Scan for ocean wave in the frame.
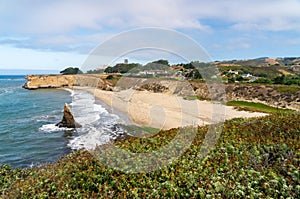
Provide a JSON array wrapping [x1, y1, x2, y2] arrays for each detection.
[[0, 78, 25, 81], [62, 88, 75, 97], [64, 90, 126, 150], [34, 89, 126, 151], [39, 124, 74, 132], [34, 114, 59, 122], [68, 127, 112, 150], [71, 91, 108, 125], [0, 87, 17, 95]]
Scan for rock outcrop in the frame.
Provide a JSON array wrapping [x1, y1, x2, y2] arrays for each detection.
[[22, 74, 112, 90], [56, 104, 81, 128], [191, 82, 300, 110], [23, 75, 76, 89], [23, 75, 300, 110]]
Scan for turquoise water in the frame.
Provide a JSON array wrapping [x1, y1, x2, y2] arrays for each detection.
[[0, 75, 73, 168], [0, 75, 126, 168]]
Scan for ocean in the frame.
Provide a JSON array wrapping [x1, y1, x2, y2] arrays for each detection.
[[0, 75, 126, 168]]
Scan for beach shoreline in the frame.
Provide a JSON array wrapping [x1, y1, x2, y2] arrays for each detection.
[[73, 86, 268, 130]]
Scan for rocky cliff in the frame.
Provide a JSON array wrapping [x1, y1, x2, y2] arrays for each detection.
[[23, 74, 113, 91], [23, 75, 300, 110], [23, 74, 76, 89], [56, 103, 81, 128], [191, 82, 300, 110]]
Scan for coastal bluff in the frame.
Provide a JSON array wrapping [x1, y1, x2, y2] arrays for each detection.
[[23, 74, 300, 110], [23, 74, 113, 90]]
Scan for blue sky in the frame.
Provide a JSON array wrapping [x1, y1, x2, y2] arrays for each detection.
[[0, 0, 300, 73]]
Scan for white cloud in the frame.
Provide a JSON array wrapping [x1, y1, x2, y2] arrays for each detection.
[[0, 0, 211, 34], [1, 0, 300, 34], [1, 0, 300, 70]]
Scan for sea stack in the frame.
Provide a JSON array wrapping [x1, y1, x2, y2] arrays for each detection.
[[56, 103, 82, 128]]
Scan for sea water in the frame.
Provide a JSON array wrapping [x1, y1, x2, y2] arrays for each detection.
[[0, 75, 126, 168]]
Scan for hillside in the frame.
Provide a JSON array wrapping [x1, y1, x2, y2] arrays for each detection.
[[216, 57, 300, 68], [216, 57, 300, 78], [1, 113, 299, 198]]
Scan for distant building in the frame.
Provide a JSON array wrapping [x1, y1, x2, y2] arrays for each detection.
[[138, 70, 169, 76], [124, 59, 128, 64], [241, 73, 252, 78], [228, 69, 239, 75]]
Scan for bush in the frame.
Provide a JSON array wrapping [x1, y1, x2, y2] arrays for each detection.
[[106, 75, 114, 80], [253, 78, 272, 84], [1, 113, 299, 198], [60, 67, 83, 75]]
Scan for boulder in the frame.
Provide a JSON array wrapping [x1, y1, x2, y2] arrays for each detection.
[[56, 103, 82, 128]]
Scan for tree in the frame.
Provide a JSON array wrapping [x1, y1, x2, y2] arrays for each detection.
[[228, 77, 235, 83], [253, 78, 272, 84], [60, 67, 83, 75], [185, 69, 202, 79], [152, 59, 169, 66], [236, 75, 245, 82], [86, 68, 105, 74], [273, 75, 285, 84], [104, 63, 140, 74]]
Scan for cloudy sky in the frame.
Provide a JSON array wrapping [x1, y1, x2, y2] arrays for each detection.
[[0, 0, 300, 73]]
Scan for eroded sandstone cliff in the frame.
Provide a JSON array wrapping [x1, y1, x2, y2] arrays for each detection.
[[23, 74, 113, 91], [23, 75, 300, 110]]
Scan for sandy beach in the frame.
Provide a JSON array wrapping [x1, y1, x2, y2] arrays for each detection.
[[75, 87, 267, 130]]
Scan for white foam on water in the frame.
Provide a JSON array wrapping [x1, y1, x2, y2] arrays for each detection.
[[0, 87, 16, 96], [35, 114, 59, 122], [65, 90, 126, 150], [68, 127, 111, 150], [62, 88, 75, 97], [71, 91, 109, 125], [39, 124, 73, 132]]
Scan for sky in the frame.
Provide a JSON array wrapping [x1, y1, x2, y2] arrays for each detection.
[[0, 0, 300, 73]]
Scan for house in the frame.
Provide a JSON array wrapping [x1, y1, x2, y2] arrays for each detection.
[[138, 70, 170, 77], [228, 69, 239, 75], [241, 73, 252, 78]]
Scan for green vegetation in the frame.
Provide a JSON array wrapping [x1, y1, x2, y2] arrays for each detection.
[[121, 125, 160, 137], [104, 74, 121, 87], [151, 59, 169, 66], [86, 68, 105, 74], [60, 67, 83, 75], [253, 78, 272, 84], [79, 57, 300, 85], [1, 113, 299, 198], [183, 95, 203, 100], [219, 65, 284, 79], [104, 63, 141, 74], [275, 86, 300, 93], [226, 101, 294, 113]]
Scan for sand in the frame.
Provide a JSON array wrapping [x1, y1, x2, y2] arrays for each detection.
[[76, 87, 267, 130]]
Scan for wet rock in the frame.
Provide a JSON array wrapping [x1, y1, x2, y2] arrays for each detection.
[[56, 103, 82, 128]]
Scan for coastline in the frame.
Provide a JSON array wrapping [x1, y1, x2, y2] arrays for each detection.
[[75, 86, 267, 130], [23, 74, 300, 110], [22, 74, 278, 130]]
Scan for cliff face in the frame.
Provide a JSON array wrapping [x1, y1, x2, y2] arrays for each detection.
[[23, 74, 113, 91], [23, 75, 76, 89], [191, 82, 300, 110], [23, 75, 300, 110]]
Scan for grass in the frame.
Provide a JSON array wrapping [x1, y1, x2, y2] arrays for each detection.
[[226, 100, 294, 114], [1, 113, 299, 198], [275, 86, 300, 94], [183, 95, 203, 100], [120, 124, 160, 137]]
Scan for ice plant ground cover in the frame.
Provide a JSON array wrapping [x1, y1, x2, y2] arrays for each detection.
[[1, 113, 299, 198]]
